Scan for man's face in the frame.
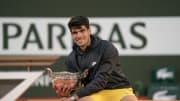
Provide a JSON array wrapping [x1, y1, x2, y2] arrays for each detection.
[[70, 25, 91, 48]]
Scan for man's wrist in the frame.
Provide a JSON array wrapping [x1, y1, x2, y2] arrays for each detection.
[[69, 94, 79, 101]]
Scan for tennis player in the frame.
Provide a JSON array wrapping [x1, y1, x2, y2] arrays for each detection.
[[53, 16, 138, 101]]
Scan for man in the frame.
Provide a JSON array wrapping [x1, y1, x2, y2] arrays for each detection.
[[53, 16, 138, 101]]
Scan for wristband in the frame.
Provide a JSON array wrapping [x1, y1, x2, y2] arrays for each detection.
[[70, 95, 76, 101]]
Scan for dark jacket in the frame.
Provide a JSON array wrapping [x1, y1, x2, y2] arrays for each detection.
[[65, 35, 131, 97]]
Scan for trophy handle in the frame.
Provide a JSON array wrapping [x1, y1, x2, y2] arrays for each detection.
[[46, 68, 53, 78]]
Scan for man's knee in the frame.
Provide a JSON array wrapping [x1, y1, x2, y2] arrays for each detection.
[[78, 96, 95, 101], [121, 95, 138, 101]]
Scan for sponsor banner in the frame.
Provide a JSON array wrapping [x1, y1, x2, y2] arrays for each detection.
[[0, 17, 180, 56]]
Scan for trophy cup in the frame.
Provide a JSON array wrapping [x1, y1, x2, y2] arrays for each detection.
[[46, 68, 80, 97]]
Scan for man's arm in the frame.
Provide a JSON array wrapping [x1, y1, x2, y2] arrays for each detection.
[[76, 42, 119, 97]]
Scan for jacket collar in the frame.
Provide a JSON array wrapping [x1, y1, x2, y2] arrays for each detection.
[[73, 35, 100, 55]]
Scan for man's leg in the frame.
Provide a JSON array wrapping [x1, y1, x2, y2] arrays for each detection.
[[121, 95, 138, 101], [78, 96, 95, 101]]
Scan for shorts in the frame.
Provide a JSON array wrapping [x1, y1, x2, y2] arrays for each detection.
[[90, 88, 136, 101]]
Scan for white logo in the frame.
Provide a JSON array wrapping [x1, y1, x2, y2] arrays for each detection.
[[153, 90, 176, 100], [156, 68, 174, 80], [91, 61, 97, 66]]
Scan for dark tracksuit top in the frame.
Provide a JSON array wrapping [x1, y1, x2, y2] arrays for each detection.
[[65, 35, 131, 98]]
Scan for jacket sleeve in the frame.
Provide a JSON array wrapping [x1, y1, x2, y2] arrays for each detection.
[[76, 43, 119, 97], [65, 53, 79, 72]]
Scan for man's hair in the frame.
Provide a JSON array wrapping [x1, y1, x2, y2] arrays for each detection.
[[68, 16, 90, 30]]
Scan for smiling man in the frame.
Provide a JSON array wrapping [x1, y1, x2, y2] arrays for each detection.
[[53, 16, 138, 101]]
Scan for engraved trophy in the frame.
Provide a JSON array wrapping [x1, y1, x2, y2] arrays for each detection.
[[46, 68, 80, 97]]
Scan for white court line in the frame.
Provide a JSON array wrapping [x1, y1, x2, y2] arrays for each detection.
[[0, 71, 44, 101]]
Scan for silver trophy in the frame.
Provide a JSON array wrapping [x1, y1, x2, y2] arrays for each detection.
[[46, 68, 82, 97]]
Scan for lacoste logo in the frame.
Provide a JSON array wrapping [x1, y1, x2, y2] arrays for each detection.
[[153, 90, 176, 100], [156, 68, 174, 80], [91, 61, 97, 66]]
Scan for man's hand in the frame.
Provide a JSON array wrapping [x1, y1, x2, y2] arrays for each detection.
[[52, 78, 73, 97]]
